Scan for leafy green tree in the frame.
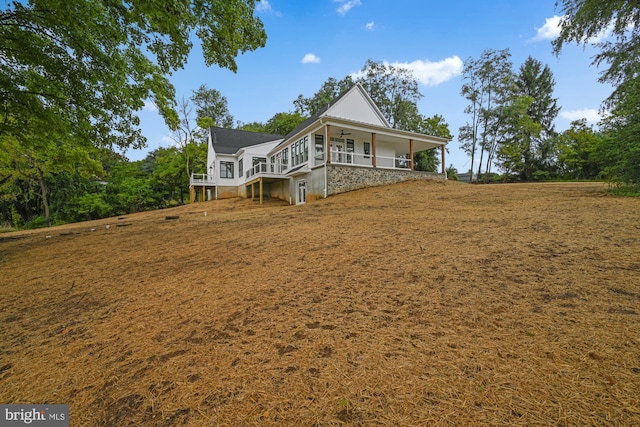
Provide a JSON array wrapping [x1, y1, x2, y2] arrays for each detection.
[[495, 95, 542, 179], [555, 119, 604, 180], [1, 0, 266, 227], [192, 85, 235, 129], [294, 76, 355, 116], [357, 59, 423, 129], [446, 165, 459, 180], [553, 0, 640, 186], [459, 49, 513, 181], [0, 129, 102, 227], [264, 112, 306, 135], [105, 161, 154, 214], [512, 57, 560, 180], [407, 113, 452, 172], [1, 0, 266, 149], [237, 121, 268, 133], [146, 147, 187, 205]]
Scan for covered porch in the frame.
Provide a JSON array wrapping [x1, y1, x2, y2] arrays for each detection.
[[314, 119, 448, 174]]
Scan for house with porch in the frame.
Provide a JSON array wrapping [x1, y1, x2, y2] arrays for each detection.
[[190, 83, 450, 204]]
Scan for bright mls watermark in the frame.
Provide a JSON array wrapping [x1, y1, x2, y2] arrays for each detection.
[[1, 405, 68, 426]]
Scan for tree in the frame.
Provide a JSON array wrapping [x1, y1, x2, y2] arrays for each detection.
[[168, 98, 199, 182], [459, 49, 513, 181], [237, 121, 268, 133], [294, 76, 355, 116], [147, 147, 188, 205], [357, 59, 423, 129], [1, 0, 266, 226], [407, 113, 452, 172], [192, 85, 234, 129], [555, 119, 605, 180], [495, 95, 542, 179], [0, 122, 102, 227], [1, 0, 265, 149], [264, 112, 306, 135], [512, 57, 560, 180], [553, 0, 640, 185]]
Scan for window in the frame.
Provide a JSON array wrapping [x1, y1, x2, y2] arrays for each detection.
[[220, 161, 234, 179], [364, 142, 371, 159], [291, 136, 309, 167], [315, 134, 324, 161], [347, 139, 354, 163], [239, 158, 243, 177], [270, 155, 275, 173], [282, 148, 289, 169]]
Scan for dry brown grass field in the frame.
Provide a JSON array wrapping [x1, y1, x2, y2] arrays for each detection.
[[1, 181, 639, 426]]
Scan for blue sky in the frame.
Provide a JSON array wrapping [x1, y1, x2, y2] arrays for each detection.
[[130, 0, 613, 173]]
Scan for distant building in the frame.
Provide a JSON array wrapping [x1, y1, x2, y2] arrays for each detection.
[[457, 172, 477, 183]]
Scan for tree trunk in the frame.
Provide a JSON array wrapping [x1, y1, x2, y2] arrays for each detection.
[[37, 171, 51, 227]]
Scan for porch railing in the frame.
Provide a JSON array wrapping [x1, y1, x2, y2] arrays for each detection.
[[246, 162, 287, 179], [190, 173, 216, 185], [324, 150, 411, 170]]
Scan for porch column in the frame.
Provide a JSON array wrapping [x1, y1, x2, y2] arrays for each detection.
[[259, 177, 263, 205], [371, 132, 377, 168], [190, 186, 195, 204], [251, 182, 255, 201], [201, 186, 205, 201], [326, 124, 331, 164], [409, 139, 414, 171], [441, 146, 446, 174]]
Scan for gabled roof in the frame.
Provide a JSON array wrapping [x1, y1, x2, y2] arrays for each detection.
[[277, 83, 390, 149], [210, 127, 283, 155]]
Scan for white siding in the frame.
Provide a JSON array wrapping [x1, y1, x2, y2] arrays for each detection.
[[326, 88, 387, 127]]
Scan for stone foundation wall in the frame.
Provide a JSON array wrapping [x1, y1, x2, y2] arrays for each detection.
[[327, 165, 445, 196]]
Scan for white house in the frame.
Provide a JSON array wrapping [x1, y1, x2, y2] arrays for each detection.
[[190, 84, 450, 204]]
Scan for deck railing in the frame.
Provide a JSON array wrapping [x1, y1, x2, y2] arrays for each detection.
[[190, 173, 216, 185], [246, 162, 287, 179]]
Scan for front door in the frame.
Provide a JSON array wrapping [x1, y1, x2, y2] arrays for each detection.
[[297, 180, 307, 205]]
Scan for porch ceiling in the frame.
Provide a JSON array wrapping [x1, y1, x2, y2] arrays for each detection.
[[316, 119, 449, 151], [326, 125, 442, 152]]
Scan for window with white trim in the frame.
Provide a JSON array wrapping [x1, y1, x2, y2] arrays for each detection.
[[291, 136, 309, 167], [315, 134, 324, 161]]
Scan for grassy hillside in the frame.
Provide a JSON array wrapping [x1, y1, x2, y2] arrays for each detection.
[[1, 181, 639, 425]]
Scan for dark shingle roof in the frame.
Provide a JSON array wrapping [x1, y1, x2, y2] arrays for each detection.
[[210, 127, 283, 154]]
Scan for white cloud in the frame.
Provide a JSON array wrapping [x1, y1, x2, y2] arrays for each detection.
[[533, 15, 563, 41], [365, 21, 375, 31], [395, 57, 463, 86], [301, 53, 320, 64], [256, 0, 273, 13], [588, 22, 615, 44], [560, 108, 604, 123], [351, 57, 463, 87], [533, 15, 614, 43], [143, 100, 158, 112], [334, 0, 361, 16]]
